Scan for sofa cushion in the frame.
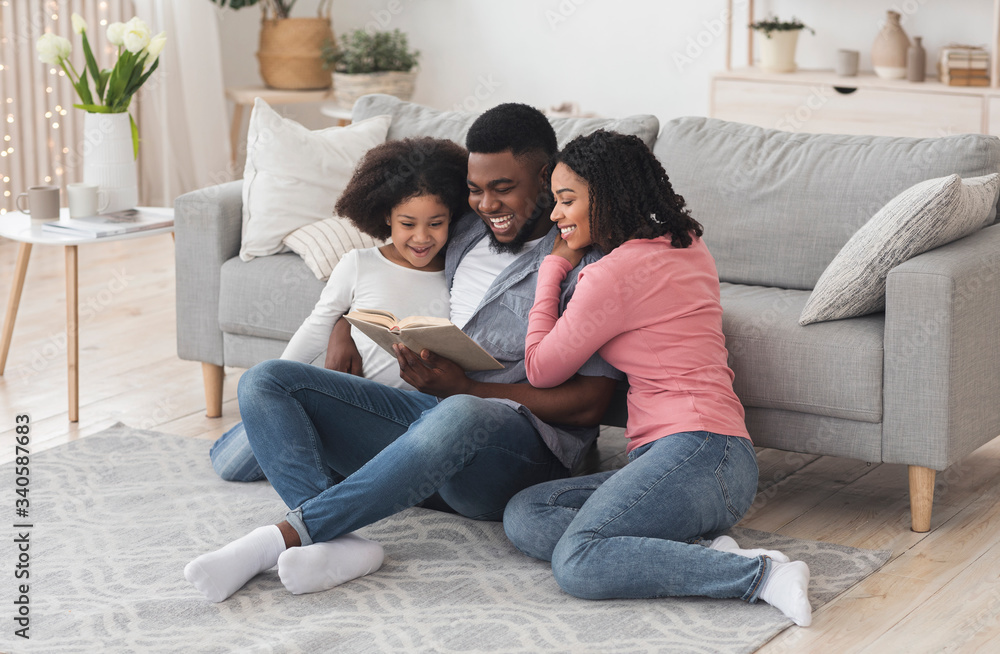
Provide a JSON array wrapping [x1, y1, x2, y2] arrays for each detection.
[[720, 283, 884, 423], [219, 254, 326, 341], [239, 99, 391, 262], [800, 173, 1000, 325], [656, 117, 1000, 290], [283, 216, 385, 281], [351, 94, 660, 149]]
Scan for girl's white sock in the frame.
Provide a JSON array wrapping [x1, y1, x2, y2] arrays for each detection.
[[185, 525, 285, 603], [278, 533, 385, 595], [758, 559, 812, 627], [709, 535, 790, 562]]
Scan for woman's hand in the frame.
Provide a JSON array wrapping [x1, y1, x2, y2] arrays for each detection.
[[324, 318, 364, 375], [394, 344, 473, 398], [550, 234, 588, 268]]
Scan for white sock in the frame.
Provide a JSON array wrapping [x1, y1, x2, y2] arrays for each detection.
[[278, 533, 385, 595], [185, 525, 286, 603], [758, 559, 812, 627], [709, 535, 790, 562]]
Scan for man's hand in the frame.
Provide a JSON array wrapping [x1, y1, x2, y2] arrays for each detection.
[[395, 344, 472, 397], [325, 317, 363, 375], [550, 234, 588, 268]]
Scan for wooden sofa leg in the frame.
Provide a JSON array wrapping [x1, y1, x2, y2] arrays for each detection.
[[908, 465, 936, 533], [202, 362, 224, 418]]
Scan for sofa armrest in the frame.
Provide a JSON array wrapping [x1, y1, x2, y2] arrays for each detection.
[[883, 222, 1000, 469], [174, 181, 244, 366]]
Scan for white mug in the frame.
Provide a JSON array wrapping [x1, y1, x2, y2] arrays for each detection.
[[67, 183, 110, 219]]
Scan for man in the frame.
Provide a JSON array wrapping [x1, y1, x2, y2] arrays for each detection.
[[187, 103, 620, 603]]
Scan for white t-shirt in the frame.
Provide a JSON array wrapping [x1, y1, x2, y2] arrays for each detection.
[[450, 235, 543, 329], [281, 246, 450, 389]]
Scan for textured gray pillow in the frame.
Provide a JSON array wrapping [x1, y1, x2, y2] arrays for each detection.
[[799, 173, 1000, 325], [350, 94, 660, 149]]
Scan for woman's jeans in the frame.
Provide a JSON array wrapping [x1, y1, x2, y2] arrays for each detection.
[[238, 359, 569, 545], [504, 431, 768, 602]]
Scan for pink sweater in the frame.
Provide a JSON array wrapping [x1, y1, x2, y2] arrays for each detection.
[[525, 236, 750, 452]]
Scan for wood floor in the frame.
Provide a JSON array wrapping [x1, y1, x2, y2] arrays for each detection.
[[1, 233, 999, 652]]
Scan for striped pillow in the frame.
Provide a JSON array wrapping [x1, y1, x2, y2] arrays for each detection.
[[799, 173, 1000, 325], [282, 216, 385, 280]]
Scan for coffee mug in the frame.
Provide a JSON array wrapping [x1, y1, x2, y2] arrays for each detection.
[[15, 185, 60, 221], [67, 183, 110, 219], [836, 49, 860, 77]]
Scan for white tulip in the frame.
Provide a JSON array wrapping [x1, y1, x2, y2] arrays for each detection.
[[71, 12, 87, 35], [106, 22, 126, 46], [144, 31, 167, 63], [122, 16, 151, 54], [35, 33, 71, 65]]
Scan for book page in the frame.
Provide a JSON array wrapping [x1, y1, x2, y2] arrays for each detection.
[[347, 309, 399, 329], [396, 315, 452, 330]]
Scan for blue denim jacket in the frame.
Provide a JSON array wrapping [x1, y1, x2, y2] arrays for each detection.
[[445, 212, 623, 470]]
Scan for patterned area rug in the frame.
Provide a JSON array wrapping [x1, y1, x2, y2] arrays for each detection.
[[0, 424, 890, 653]]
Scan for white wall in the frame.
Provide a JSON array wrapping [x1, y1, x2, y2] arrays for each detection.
[[216, 0, 994, 129]]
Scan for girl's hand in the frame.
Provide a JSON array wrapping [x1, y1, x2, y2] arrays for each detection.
[[394, 344, 472, 397], [550, 234, 588, 268], [325, 318, 364, 376]]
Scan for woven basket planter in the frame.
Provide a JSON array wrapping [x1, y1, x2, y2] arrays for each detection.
[[257, 17, 333, 90], [332, 70, 417, 110]]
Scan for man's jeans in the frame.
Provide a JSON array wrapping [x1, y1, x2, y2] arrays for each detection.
[[239, 359, 570, 545], [503, 432, 767, 601]]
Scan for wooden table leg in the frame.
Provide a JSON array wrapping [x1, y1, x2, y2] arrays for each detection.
[[230, 103, 244, 167], [66, 245, 79, 422], [0, 242, 32, 375]]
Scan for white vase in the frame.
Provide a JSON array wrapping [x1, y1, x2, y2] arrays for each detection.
[[82, 112, 138, 213], [758, 30, 801, 73]]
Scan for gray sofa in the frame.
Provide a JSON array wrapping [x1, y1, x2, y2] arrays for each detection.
[[175, 95, 1000, 533]]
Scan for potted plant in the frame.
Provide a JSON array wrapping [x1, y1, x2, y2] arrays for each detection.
[[750, 15, 814, 73], [35, 14, 165, 212], [209, 0, 334, 90], [322, 29, 420, 110]]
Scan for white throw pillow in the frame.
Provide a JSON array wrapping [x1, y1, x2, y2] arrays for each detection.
[[799, 173, 1000, 325], [239, 98, 391, 261], [283, 216, 385, 281]]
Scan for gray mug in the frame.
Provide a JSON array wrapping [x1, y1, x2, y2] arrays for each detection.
[[15, 185, 60, 220]]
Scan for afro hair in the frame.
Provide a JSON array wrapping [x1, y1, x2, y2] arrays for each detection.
[[335, 137, 470, 241]]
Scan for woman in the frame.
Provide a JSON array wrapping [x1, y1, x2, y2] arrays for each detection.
[[504, 130, 812, 626]]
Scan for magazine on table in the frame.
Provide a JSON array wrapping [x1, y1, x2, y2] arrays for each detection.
[[42, 209, 173, 238]]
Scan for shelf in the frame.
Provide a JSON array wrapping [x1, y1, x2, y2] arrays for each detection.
[[714, 68, 999, 97]]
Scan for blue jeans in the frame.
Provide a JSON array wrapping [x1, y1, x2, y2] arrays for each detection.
[[209, 422, 265, 482], [503, 432, 767, 601], [238, 359, 570, 545]]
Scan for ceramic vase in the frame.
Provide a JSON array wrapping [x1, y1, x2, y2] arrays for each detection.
[[81, 112, 138, 213], [758, 29, 801, 73], [907, 36, 926, 82], [872, 10, 911, 79]]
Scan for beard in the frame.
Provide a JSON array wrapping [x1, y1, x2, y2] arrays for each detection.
[[487, 195, 553, 255]]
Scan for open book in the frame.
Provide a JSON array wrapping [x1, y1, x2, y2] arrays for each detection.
[[345, 309, 504, 372]]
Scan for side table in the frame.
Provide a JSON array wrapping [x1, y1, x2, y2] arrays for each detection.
[[0, 207, 174, 422]]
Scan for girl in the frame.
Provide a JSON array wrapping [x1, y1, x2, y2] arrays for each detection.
[[189, 137, 469, 600], [504, 130, 813, 627], [209, 136, 469, 483]]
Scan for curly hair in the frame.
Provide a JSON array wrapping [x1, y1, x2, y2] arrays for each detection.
[[552, 130, 703, 251], [335, 137, 470, 241], [466, 103, 557, 161]]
